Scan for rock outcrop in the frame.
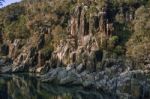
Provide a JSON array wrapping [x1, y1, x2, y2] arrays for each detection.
[[0, 0, 150, 98], [40, 67, 150, 98], [0, 0, 116, 74], [51, 3, 112, 72]]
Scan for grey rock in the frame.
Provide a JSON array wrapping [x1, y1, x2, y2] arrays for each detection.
[[36, 66, 47, 73], [41, 67, 63, 82], [60, 71, 78, 85], [0, 59, 5, 66], [66, 64, 75, 71], [12, 65, 25, 72], [76, 63, 85, 73], [0, 66, 12, 73], [57, 68, 68, 80]]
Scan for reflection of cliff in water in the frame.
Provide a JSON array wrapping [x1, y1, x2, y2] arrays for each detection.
[[0, 74, 113, 99]]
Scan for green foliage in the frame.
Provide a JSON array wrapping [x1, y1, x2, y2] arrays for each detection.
[[51, 25, 67, 48], [126, 5, 150, 67], [115, 13, 125, 24], [114, 23, 132, 46], [0, 0, 150, 68], [113, 45, 125, 55], [41, 45, 53, 60], [111, 0, 148, 6], [0, 3, 30, 40], [4, 15, 30, 40], [108, 36, 119, 49]]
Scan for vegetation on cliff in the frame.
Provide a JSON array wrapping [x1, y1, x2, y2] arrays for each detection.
[[0, 0, 150, 98], [0, 0, 149, 71]]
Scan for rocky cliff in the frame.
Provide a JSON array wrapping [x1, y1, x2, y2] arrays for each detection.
[[0, 0, 115, 73], [0, 0, 150, 98]]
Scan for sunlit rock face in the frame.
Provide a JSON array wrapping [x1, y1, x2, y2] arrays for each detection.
[[0, 0, 149, 73], [0, 33, 49, 73], [52, 2, 112, 71], [0, 0, 126, 73]]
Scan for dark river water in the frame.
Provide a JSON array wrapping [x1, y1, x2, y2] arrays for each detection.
[[0, 74, 114, 99]]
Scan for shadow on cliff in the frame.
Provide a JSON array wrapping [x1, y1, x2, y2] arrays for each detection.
[[114, 22, 132, 46]]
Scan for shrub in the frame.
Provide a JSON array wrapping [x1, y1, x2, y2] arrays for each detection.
[[108, 36, 119, 49]]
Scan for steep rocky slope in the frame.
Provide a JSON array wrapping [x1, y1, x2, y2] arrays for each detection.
[[0, 0, 150, 98], [0, 0, 149, 72]]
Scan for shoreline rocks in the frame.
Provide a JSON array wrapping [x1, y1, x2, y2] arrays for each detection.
[[40, 67, 150, 99], [0, 57, 150, 98]]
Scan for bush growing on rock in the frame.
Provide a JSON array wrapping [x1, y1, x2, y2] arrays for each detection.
[[0, 0, 149, 77]]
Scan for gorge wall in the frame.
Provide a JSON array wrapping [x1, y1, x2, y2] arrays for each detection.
[[0, 0, 150, 98], [0, 0, 149, 74]]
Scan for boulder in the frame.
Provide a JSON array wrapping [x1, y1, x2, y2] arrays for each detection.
[[82, 73, 96, 87], [0, 66, 12, 73], [29, 67, 36, 73], [12, 65, 25, 72], [66, 63, 75, 71], [60, 70, 81, 85], [36, 67, 45, 73], [41, 67, 63, 82], [76, 63, 85, 73], [57, 68, 68, 79], [60, 71, 79, 85]]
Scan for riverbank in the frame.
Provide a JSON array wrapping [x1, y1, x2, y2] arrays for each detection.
[[0, 73, 114, 99], [40, 67, 150, 99], [1, 60, 150, 99]]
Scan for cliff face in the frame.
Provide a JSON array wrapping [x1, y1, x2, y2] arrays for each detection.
[[53, 3, 114, 72], [0, 0, 150, 98], [0, 0, 149, 73]]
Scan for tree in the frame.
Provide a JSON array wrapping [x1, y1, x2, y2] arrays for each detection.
[[126, 6, 150, 68]]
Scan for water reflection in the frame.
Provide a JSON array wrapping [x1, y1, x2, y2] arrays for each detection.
[[0, 74, 113, 99]]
